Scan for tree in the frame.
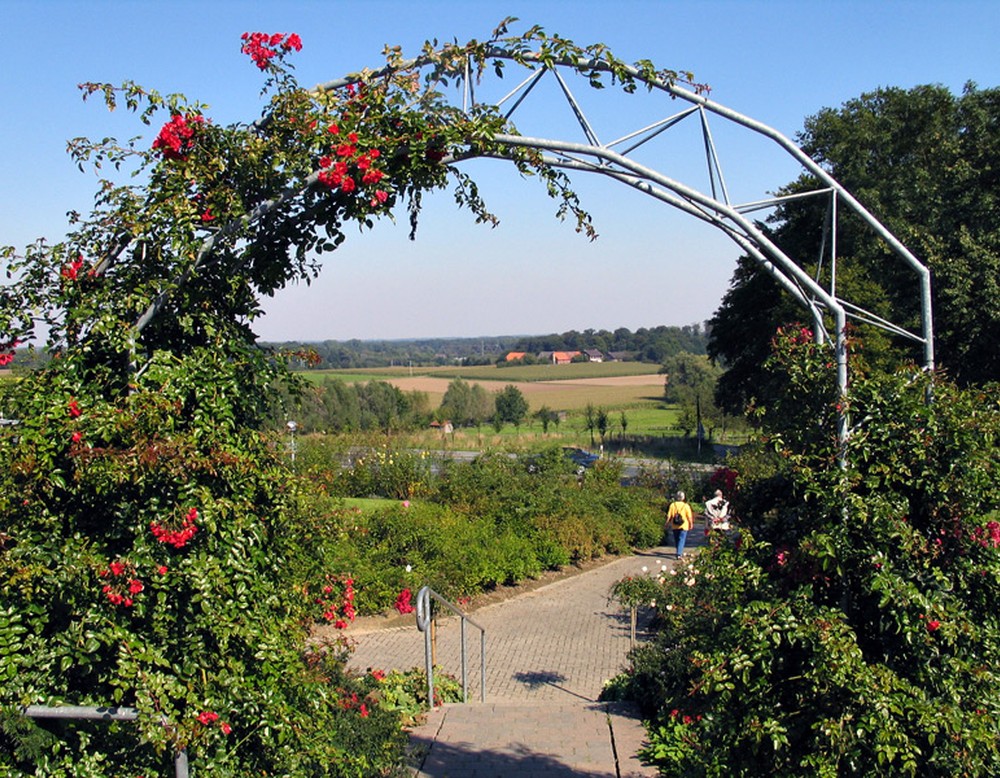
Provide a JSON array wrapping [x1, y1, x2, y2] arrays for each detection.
[[535, 404, 559, 434], [583, 401, 597, 446], [495, 384, 529, 429], [596, 407, 610, 444], [661, 351, 729, 437], [469, 383, 495, 432], [357, 380, 410, 432], [320, 379, 362, 431], [660, 351, 720, 406], [440, 377, 473, 426], [709, 83, 1000, 416]]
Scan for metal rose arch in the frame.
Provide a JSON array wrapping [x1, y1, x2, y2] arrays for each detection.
[[0, 24, 940, 776], [3, 23, 933, 448], [307, 42, 934, 452]]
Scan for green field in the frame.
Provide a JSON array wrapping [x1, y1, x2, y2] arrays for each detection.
[[298, 360, 660, 383]]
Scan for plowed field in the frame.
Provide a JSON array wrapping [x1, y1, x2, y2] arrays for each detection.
[[386, 373, 664, 410]]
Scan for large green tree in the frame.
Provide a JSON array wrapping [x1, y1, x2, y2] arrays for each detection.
[[439, 378, 495, 429], [494, 384, 529, 429], [709, 83, 1000, 415], [661, 351, 721, 406], [661, 351, 739, 438]]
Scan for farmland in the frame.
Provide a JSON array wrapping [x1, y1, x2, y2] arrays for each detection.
[[299, 361, 666, 411], [290, 361, 744, 454]]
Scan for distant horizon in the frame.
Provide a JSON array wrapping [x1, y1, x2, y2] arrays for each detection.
[[256, 320, 710, 345]]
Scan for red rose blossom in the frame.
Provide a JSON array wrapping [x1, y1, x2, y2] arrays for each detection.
[[150, 507, 199, 548], [152, 114, 204, 161], [394, 588, 415, 615], [240, 32, 302, 70], [61, 256, 84, 281]]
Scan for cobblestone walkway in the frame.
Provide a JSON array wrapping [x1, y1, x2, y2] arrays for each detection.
[[345, 542, 698, 776]]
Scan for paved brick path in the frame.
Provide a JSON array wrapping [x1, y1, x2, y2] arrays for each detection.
[[345, 541, 700, 776]]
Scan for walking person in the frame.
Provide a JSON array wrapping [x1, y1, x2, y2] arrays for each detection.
[[666, 491, 694, 560]]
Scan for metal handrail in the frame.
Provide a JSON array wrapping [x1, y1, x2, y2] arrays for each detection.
[[415, 586, 486, 705], [21, 705, 188, 777]]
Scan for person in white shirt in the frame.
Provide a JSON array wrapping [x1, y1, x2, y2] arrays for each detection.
[[704, 489, 730, 533]]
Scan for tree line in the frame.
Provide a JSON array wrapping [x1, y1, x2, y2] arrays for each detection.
[[258, 323, 710, 370], [267, 377, 533, 434]]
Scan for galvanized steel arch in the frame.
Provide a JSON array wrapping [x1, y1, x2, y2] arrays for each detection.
[[314, 46, 935, 451]]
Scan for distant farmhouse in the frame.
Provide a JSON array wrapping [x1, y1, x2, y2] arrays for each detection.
[[505, 349, 613, 364]]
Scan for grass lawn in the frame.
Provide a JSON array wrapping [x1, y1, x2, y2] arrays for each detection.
[[407, 404, 683, 450]]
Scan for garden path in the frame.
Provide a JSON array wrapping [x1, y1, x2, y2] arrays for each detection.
[[345, 539, 702, 777]]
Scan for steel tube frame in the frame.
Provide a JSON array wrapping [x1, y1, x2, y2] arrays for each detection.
[[416, 586, 487, 706], [477, 46, 934, 373], [22, 705, 189, 778], [490, 135, 851, 450]]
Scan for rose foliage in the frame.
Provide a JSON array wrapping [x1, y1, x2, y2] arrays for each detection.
[[618, 331, 1000, 776], [0, 21, 698, 776]]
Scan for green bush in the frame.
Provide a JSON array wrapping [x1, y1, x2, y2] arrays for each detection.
[[359, 667, 463, 727], [333, 446, 434, 500], [617, 329, 1000, 776], [282, 444, 664, 614]]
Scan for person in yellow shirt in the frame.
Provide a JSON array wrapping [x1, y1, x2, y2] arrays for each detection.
[[666, 491, 694, 560]]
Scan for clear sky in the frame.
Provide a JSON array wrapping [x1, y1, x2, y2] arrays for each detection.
[[1, 0, 997, 342]]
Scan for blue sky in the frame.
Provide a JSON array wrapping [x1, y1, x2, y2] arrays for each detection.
[[2, 0, 997, 341]]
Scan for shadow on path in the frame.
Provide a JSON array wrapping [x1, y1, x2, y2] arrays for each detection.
[[410, 736, 605, 777]]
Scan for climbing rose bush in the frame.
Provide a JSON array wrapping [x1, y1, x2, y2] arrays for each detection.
[[0, 20, 698, 776]]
